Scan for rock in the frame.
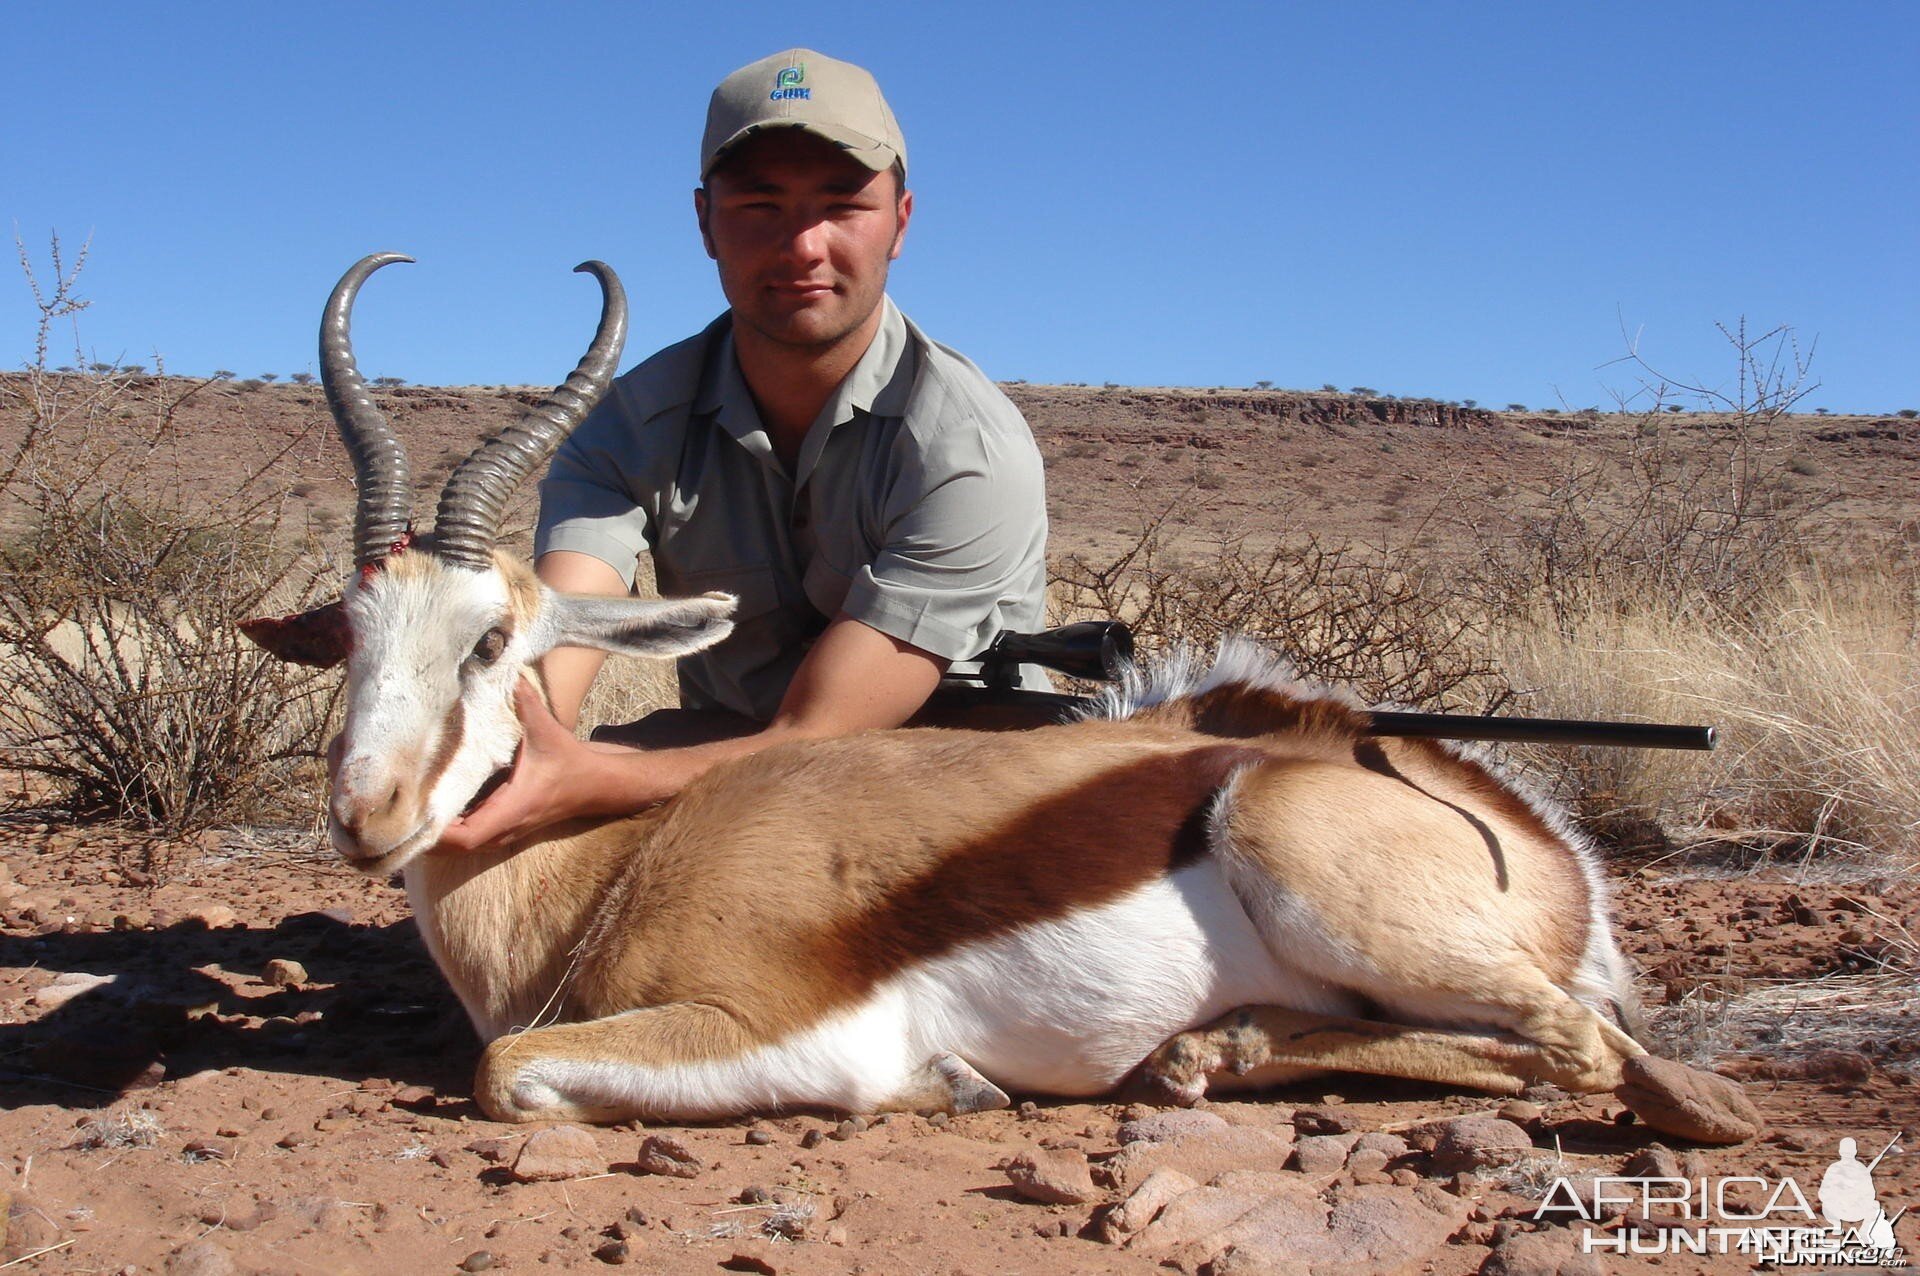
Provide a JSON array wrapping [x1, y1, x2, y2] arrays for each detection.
[[799, 1129, 826, 1149], [184, 903, 240, 930], [1292, 1132, 1360, 1175], [163, 1240, 236, 1276], [466, 1136, 516, 1163], [261, 958, 308, 987], [830, 1118, 860, 1141], [744, 1127, 774, 1145], [1096, 1167, 1198, 1243], [1107, 1124, 1296, 1192], [1479, 1227, 1606, 1275], [1292, 1106, 1356, 1136], [1140, 1177, 1472, 1275], [510, 1125, 605, 1182], [719, 1246, 779, 1274], [1498, 1100, 1544, 1126], [1416, 1116, 1536, 1173], [29, 970, 117, 1009], [458, 1252, 497, 1272], [1621, 1147, 1685, 1179], [1117, 1109, 1230, 1145], [634, 1133, 701, 1178], [593, 1238, 632, 1264], [1347, 1132, 1409, 1177], [1005, 1148, 1097, 1205]]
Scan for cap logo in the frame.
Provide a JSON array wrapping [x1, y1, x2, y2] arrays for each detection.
[[770, 63, 810, 101]]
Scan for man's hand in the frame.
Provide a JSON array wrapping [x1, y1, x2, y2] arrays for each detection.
[[432, 614, 947, 854], [435, 680, 626, 853]]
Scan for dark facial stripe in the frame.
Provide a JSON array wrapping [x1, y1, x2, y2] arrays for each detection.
[[419, 696, 467, 802]]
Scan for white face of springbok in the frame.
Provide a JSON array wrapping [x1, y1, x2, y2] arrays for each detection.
[[326, 552, 733, 873], [243, 253, 733, 875]]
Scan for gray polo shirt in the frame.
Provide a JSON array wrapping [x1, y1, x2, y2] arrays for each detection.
[[536, 296, 1049, 722]]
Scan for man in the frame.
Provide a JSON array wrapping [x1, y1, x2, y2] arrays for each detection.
[[438, 49, 1048, 851]]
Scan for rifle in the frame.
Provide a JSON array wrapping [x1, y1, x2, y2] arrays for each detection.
[[947, 620, 1716, 752]]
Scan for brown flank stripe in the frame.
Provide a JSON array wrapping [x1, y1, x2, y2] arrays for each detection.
[[820, 743, 1266, 988]]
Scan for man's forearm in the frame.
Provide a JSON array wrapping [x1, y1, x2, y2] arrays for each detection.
[[535, 550, 628, 729]]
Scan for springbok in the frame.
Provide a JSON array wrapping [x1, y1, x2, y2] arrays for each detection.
[[242, 254, 1761, 1144]]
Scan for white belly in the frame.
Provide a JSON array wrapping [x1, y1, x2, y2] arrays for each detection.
[[879, 859, 1350, 1094]]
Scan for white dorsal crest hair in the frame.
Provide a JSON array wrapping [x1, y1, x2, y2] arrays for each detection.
[[240, 255, 734, 872]]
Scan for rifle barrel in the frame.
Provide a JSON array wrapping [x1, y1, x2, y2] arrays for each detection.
[[1366, 711, 1717, 752]]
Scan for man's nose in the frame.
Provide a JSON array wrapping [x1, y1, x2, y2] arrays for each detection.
[[778, 214, 829, 263]]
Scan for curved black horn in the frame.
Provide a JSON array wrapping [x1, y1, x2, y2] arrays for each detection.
[[432, 261, 628, 572], [320, 252, 416, 569]]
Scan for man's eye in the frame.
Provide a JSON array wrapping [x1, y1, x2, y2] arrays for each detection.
[[472, 628, 508, 664]]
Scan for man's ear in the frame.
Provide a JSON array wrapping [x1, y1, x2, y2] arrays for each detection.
[[694, 186, 717, 259], [238, 599, 351, 668], [541, 591, 736, 659]]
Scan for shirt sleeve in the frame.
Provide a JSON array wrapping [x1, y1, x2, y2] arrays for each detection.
[[840, 416, 1048, 663], [534, 395, 654, 591]]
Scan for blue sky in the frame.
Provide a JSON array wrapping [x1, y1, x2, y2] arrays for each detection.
[[8, 2, 1916, 411]]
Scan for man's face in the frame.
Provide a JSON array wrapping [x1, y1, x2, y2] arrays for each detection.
[[697, 129, 911, 352]]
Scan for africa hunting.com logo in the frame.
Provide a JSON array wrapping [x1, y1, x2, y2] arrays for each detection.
[[1536, 1132, 1908, 1264], [770, 63, 809, 102]]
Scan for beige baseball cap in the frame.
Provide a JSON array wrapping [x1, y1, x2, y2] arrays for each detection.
[[701, 48, 907, 182]]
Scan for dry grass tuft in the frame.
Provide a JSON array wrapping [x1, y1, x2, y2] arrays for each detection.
[[76, 1109, 165, 1150]]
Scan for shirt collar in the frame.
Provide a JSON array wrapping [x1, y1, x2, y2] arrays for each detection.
[[694, 297, 915, 474]]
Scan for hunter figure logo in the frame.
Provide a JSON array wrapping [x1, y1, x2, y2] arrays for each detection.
[[1536, 1132, 1908, 1264], [770, 63, 810, 102]]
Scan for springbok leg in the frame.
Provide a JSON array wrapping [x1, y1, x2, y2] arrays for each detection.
[[1140, 1002, 1760, 1144], [472, 1002, 1005, 1124]]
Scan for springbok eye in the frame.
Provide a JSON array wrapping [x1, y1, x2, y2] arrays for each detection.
[[471, 627, 509, 664]]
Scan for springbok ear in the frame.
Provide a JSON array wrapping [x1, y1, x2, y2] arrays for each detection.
[[238, 599, 352, 668], [542, 591, 736, 659]]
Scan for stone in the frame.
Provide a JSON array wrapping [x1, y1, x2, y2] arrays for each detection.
[[261, 958, 308, 987], [744, 1127, 774, 1145], [457, 1252, 497, 1272], [1479, 1227, 1606, 1276], [634, 1133, 701, 1178], [593, 1238, 632, 1264], [1138, 1178, 1471, 1275], [1292, 1106, 1356, 1136], [1096, 1167, 1198, 1243], [1347, 1132, 1409, 1177], [1116, 1109, 1230, 1145], [1418, 1116, 1536, 1173], [31, 969, 119, 1009], [510, 1125, 605, 1182], [163, 1240, 236, 1276], [1498, 1100, 1544, 1126], [1005, 1148, 1098, 1205], [1107, 1124, 1296, 1192], [1621, 1146, 1684, 1180], [1292, 1132, 1360, 1175], [184, 903, 240, 930], [466, 1136, 516, 1163]]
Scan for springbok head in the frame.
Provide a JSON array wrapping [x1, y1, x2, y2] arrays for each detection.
[[243, 254, 734, 874]]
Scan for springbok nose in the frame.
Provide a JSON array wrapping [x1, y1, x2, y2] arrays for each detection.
[[331, 774, 417, 857]]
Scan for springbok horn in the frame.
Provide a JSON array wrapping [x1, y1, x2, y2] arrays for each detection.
[[320, 252, 417, 569], [432, 262, 628, 572]]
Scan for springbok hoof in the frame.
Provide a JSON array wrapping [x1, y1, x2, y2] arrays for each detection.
[[1137, 1034, 1218, 1107], [928, 1052, 1010, 1115], [1615, 1055, 1764, 1145]]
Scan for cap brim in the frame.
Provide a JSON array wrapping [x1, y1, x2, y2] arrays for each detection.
[[702, 120, 898, 179]]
